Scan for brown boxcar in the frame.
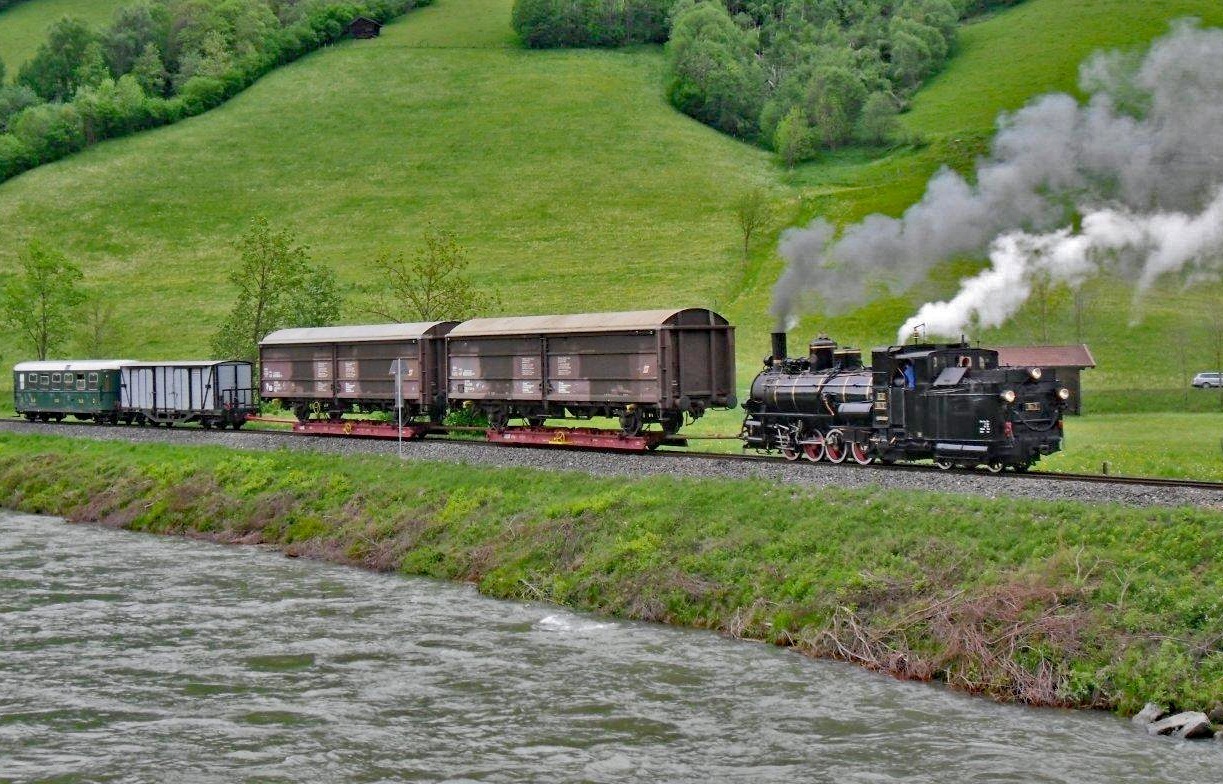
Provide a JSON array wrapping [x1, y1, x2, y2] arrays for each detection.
[[446, 308, 735, 434], [260, 323, 457, 422]]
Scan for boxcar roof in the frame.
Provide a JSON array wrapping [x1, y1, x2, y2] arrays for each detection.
[[121, 360, 252, 368], [260, 322, 457, 345], [14, 360, 137, 372], [448, 308, 724, 337]]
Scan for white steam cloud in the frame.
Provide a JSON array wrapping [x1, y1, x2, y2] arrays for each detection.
[[772, 19, 1223, 338], [898, 188, 1223, 341]]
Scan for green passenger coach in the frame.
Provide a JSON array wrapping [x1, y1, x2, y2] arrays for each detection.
[[13, 360, 135, 423]]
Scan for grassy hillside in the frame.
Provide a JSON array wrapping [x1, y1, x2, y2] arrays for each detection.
[[0, 0, 1220, 473], [0, 0, 126, 75]]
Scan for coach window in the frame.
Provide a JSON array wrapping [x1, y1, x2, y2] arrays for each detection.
[[63, 373, 73, 387], [77, 374, 87, 390], [88, 372, 99, 390], [40, 374, 49, 387], [28, 373, 37, 387], [52, 373, 61, 388]]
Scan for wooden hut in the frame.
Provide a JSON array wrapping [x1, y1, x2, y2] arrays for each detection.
[[995, 344, 1096, 415], [347, 16, 382, 39]]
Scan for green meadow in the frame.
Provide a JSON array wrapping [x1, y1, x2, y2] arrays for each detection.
[[0, 0, 1221, 476], [0, 0, 126, 74]]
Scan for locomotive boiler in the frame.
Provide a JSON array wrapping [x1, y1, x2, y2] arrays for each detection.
[[742, 332, 1069, 472]]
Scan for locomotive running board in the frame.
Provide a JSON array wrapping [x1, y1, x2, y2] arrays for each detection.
[[290, 420, 433, 440], [486, 426, 686, 452]]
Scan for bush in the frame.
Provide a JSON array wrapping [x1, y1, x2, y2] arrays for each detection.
[[10, 102, 85, 160], [0, 134, 36, 180], [665, 1, 763, 140], [856, 91, 901, 145], [0, 85, 42, 132], [512, 0, 673, 48], [661, 0, 973, 153]]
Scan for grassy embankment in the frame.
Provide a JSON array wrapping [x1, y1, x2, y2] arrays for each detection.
[[2, 432, 1220, 714], [0, 0, 126, 74], [1, 0, 1221, 476]]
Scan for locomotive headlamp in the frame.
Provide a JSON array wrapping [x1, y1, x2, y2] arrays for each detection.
[[1028, 367, 1043, 380], [1057, 388, 1071, 401], [1000, 389, 1017, 404]]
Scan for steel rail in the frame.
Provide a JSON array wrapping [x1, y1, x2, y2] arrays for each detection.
[[6, 417, 1222, 493]]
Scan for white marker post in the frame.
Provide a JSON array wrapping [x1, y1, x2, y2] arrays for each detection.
[[394, 357, 405, 459]]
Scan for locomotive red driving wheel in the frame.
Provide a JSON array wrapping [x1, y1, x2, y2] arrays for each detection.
[[824, 429, 848, 463], [802, 431, 825, 462], [850, 441, 873, 466]]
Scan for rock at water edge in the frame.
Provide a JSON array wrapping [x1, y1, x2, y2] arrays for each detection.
[[1146, 711, 1212, 739], [1132, 703, 1165, 725]]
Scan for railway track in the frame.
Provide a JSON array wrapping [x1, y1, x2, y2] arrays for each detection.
[[6, 416, 1221, 494]]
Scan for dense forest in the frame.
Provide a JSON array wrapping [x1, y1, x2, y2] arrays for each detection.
[[0, 0, 427, 181], [512, 0, 1025, 161]]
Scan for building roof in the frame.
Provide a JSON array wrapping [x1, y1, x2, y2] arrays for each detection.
[[347, 15, 382, 27], [14, 360, 137, 372], [448, 308, 723, 338], [260, 322, 457, 346], [995, 344, 1096, 369]]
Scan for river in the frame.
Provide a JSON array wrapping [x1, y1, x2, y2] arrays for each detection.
[[1, 511, 1217, 783]]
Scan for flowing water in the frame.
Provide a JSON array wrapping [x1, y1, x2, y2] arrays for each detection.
[[1, 511, 1218, 783]]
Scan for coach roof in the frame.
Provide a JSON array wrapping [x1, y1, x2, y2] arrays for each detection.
[[260, 322, 457, 345], [14, 360, 136, 372], [447, 308, 726, 337]]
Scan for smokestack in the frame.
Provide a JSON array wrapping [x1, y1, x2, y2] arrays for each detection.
[[771, 332, 787, 362]]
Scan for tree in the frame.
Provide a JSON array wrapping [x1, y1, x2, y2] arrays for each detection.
[[130, 42, 167, 96], [773, 105, 815, 168], [665, 1, 764, 140], [0, 240, 86, 360], [73, 41, 111, 91], [75, 292, 122, 358], [734, 187, 768, 261], [17, 17, 98, 101], [856, 91, 900, 145], [804, 65, 867, 148], [210, 217, 341, 362], [1026, 270, 1068, 344], [103, 1, 170, 76], [367, 224, 499, 322]]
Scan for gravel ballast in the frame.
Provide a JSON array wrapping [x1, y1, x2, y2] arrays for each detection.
[[3, 419, 1219, 509]]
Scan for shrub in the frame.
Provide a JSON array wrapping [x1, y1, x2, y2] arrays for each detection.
[[661, 0, 976, 153], [10, 102, 85, 160], [856, 91, 901, 145], [665, 1, 763, 140], [0, 85, 42, 132], [512, 0, 673, 48], [0, 134, 36, 180]]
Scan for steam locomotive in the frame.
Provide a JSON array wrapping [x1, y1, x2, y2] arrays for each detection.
[[741, 332, 1069, 472]]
